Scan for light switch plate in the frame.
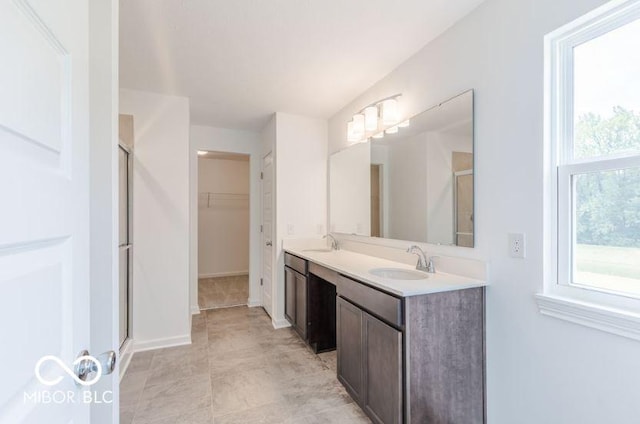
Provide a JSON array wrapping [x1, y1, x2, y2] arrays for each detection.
[[287, 224, 295, 236], [509, 233, 526, 258]]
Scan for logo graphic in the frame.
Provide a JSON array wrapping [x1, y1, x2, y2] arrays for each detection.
[[34, 355, 103, 387]]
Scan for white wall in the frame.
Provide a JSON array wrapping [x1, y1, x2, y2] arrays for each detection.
[[260, 116, 276, 317], [328, 0, 640, 422], [387, 133, 429, 242], [265, 113, 327, 327], [329, 142, 371, 235], [197, 157, 250, 277], [119, 89, 191, 350], [370, 144, 390, 236], [190, 125, 262, 313]]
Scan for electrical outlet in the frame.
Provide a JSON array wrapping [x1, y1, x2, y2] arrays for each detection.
[[287, 224, 295, 236], [316, 224, 324, 235], [509, 233, 526, 258]]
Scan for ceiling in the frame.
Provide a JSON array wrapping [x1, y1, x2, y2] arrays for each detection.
[[120, 0, 484, 131]]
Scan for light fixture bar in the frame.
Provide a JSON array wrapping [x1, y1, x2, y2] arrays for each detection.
[[345, 93, 404, 144]]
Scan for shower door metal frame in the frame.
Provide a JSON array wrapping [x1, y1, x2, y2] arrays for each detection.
[[119, 142, 134, 349]]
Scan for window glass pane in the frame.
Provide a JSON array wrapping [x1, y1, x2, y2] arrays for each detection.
[[573, 18, 640, 159], [573, 168, 640, 295]]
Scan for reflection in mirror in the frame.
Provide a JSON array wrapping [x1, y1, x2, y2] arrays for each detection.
[[329, 142, 370, 234], [329, 90, 474, 247]]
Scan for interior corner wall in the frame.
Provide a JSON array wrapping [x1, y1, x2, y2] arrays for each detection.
[[119, 88, 191, 350], [328, 0, 640, 423], [189, 125, 262, 313], [272, 112, 328, 326]]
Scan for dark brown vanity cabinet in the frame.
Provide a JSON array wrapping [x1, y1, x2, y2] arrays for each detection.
[[362, 312, 403, 424], [284, 254, 337, 350], [336, 297, 364, 403], [337, 286, 403, 424], [284, 254, 308, 339], [337, 274, 485, 424], [285, 252, 485, 423], [337, 297, 403, 424]]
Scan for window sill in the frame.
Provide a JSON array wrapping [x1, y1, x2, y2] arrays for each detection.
[[535, 293, 640, 341]]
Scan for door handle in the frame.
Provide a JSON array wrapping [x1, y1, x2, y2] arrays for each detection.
[[74, 350, 117, 386], [266, 241, 272, 246]]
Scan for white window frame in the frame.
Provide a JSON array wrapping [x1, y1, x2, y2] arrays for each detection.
[[538, 0, 640, 340]]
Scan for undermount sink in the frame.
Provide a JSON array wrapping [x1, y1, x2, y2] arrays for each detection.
[[369, 267, 429, 280], [302, 248, 334, 253]]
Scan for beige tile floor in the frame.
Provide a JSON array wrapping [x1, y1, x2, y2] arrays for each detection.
[[198, 275, 249, 310], [120, 306, 371, 424]]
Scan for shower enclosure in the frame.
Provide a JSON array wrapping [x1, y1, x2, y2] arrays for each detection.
[[119, 142, 133, 348]]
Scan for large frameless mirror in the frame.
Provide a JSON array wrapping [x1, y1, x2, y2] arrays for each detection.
[[329, 89, 474, 247]]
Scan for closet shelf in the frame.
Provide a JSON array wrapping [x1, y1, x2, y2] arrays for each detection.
[[198, 192, 249, 209]]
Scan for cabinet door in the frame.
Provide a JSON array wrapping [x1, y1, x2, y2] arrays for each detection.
[[284, 267, 296, 326], [363, 312, 403, 424], [294, 272, 307, 339], [337, 297, 364, 404]]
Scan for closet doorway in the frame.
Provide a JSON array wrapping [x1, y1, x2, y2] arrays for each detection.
[[197, 151, 250, 310]]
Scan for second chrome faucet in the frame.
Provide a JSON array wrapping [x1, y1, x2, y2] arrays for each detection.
[[407, 245, 437, 273]]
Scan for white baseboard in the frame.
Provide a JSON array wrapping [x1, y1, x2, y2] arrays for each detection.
[[198, 271, 249, 278], [133, 334, 192, 353], [247, 298, 262, 307], [191, 305, 201, 315], [119, 338, 134, 381], [272, 318, 291, 329]]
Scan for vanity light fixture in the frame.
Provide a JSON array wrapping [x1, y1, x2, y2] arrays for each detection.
[[197, 150, 208, 156], [352, 113, 365, 139], [347, 121, 358, 142], [364, 106, 378, 131], [346, 93, 404, 144], [398, 119, 410, 128], [381, 98, 399, 126]]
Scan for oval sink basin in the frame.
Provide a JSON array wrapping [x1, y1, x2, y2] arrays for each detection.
[[302, 248, 334, 253], [369, 267, 429, 280]]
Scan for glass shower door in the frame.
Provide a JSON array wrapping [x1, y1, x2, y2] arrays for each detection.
[[119, 145, 132, 348]]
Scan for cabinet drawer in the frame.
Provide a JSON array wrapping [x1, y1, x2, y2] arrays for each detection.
[[309, 262, 339, 286], [337, 275, 403, 328], [285, 253, 307, 275]]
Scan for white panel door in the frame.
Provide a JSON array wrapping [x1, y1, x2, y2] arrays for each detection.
[[261, 153, 274, 317], [0, 0, 92, 422]]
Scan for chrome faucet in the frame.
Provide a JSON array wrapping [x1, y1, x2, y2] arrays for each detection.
[[407, 245, 436, 273], [324, 233, 340, 250]]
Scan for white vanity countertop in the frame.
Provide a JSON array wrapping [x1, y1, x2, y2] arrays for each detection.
[[284, 247, 487, 297]]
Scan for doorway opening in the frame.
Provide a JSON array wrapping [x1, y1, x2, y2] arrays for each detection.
[[370, 164, 383, 237], [197, 151, 251, 310]]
